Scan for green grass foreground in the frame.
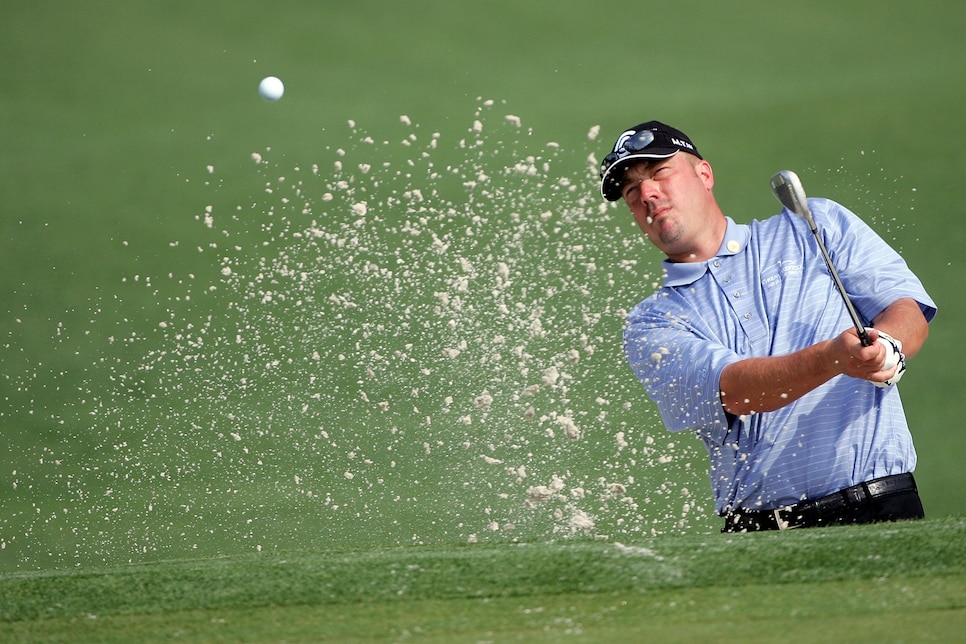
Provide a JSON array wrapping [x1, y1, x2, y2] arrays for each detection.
[[2, 518, 963, 642]]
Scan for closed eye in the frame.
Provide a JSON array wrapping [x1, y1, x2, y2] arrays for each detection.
[[622, 183, 640, 202]]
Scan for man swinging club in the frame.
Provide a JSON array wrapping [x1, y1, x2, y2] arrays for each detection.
[[600, 121, 936, 532]]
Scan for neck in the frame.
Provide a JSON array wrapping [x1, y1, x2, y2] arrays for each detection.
[[666, 212, 728, 263]]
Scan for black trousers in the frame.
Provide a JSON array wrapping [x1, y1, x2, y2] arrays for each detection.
[[722, 473, 924, 533]]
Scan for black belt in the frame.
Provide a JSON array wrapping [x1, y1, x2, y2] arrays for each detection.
[[723, 473, 918, 532]]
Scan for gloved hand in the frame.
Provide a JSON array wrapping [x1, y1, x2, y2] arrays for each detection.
[[871, 329, 906, 388]]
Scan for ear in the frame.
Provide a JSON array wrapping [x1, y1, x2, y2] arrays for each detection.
[[695, 159, 715, 191]]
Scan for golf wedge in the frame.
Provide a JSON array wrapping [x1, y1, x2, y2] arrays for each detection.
[[770, 170, 872, 346]]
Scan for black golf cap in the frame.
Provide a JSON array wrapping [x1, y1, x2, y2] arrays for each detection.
[[599, 121, 702, 201]]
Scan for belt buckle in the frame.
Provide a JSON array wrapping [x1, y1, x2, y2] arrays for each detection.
[[773, 507, 801, 530]]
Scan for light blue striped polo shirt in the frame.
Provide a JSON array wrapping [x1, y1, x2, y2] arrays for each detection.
[[623, 198, 937, 514]]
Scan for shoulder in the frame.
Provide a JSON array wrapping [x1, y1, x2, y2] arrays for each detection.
[[808, 198, 861, 226], [746, 208, 809, 243], [807, 198, 881, 244], [754, 198, 862, 239], [625, 287, 690, 327], [627, 288, 671, 317]]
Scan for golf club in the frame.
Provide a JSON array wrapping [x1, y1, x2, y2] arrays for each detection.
[[770, 170, 873, 346]]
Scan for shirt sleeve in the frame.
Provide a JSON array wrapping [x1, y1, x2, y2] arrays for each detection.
[[811, 199, 937, 323], [623, 292, 738, 445]]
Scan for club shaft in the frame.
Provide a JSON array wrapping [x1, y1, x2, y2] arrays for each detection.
[[811, 230, 873, 346]]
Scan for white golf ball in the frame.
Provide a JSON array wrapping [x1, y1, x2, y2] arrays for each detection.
[[258, 76, 284, 102]]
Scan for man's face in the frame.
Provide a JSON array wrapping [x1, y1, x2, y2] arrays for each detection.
[[620, 153, 716, 261]]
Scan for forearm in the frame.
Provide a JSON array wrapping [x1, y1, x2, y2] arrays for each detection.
[[719, 298, 929, 417], [719, 341, 838, 416], [871, 298, 929, 359]]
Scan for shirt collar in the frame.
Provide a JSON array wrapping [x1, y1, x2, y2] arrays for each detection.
[[661, 217, 750, 287]]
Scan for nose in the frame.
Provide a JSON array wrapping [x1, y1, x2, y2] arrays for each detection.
[[635, 178, 661, 207], [640, 177, 660, 198]]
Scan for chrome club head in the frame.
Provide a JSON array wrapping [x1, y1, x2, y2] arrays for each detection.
[[770, 170, 816, 231]]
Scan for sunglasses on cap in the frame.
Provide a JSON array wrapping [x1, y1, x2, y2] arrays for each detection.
[[600, 131, 657, 176], [599, 122, 702, 200]]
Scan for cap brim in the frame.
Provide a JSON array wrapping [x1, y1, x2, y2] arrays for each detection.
[[600, 150, 678, 201]]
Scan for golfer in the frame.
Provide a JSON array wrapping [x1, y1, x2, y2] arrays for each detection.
[[600, 121, 936, 532]]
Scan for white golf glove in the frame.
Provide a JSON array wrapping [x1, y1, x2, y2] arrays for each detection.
[[870, 329, 906, 387]]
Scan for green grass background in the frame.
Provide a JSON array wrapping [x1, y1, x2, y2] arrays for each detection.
[[2, 519, 964, 641], [1, 1, 964, 634]]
